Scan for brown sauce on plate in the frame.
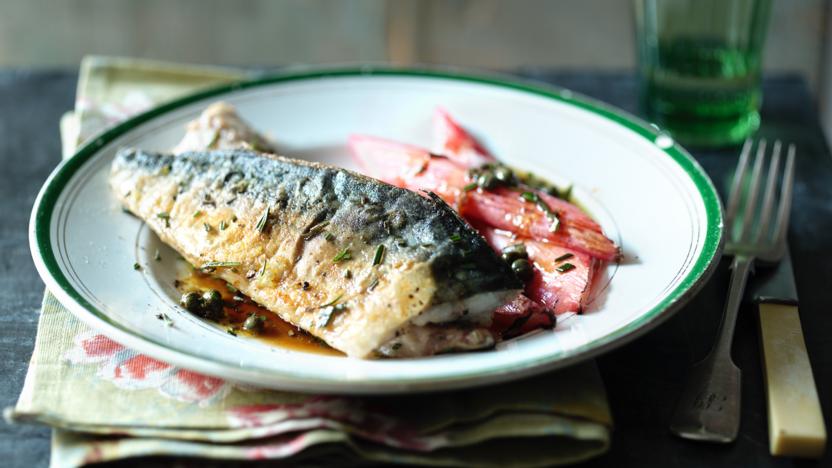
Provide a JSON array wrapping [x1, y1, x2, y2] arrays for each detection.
[[177, 270, 343, 356]]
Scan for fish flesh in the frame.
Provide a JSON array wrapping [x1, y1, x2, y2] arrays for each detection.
[[111, 146, 522, 358]]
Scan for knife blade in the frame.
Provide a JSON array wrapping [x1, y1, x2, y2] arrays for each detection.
[[750, 248, 798, 305], [752, 246, 827, 458]]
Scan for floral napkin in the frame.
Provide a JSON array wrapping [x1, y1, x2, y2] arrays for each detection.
[[8, 56, 612, 468]]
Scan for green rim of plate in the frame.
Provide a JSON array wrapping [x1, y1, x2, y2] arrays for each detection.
[[30, 66, 724, 387]]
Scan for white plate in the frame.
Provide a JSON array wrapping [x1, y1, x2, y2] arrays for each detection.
[[30, 67, 723, 394]]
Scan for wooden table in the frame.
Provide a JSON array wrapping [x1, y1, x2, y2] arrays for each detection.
[[1, 69, 829, 467]]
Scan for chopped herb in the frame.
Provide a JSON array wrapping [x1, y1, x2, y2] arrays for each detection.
[[154, 249, 162, 261], [391, 342, 403, 350], [203, 222, 212, 233], [201, 261, 241, 269], [343, 269, 352, 279], [159, 164, 172, 175], [121, 206, 131, 214], [157, 212, 171, 228], [520, 191, 560, 232], [231, 215, 238, 222], [554, 253, 574, 263], [207, 131, 220, 148], [226, 327, 238, 337], [367, 277, 379, 291], [332, 248, 352, 263], [520, 191, 538, 203], [226, 283, 237, 293], [560, 185, 573, 201], [463, 182, 478, 192], [320, 293, 343, 308], [133, 262, 141, 271], [450, 233, 463, 243], [219, 220, 228, 231], [255, 205, 271, 233], [302, 221, 329, 241], [192, 210, 203, 218], [372, 244, 386, 266], [556, 263, 576, 273], [324, 232, 336, 242], [258, 260, 268, 277]]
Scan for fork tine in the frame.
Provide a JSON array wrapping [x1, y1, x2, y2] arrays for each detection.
[[739, 141, 767, 242], [725, 139, 754, 228], [771, 144, 796, 247], [753, 141, 782, 244]]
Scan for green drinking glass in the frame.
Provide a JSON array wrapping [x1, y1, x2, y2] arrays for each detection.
[[635, 0, 772, 147]]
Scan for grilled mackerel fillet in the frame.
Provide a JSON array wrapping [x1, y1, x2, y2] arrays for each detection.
[[111, 146, 521, 358]]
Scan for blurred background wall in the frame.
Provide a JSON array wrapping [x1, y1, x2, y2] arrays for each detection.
[[1, 0, 830, 130]]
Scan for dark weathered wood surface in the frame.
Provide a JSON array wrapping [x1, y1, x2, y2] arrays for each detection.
[[1, 69, 829, 467]]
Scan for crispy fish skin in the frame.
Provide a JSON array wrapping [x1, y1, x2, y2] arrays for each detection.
[[111, 148, 521, 357]]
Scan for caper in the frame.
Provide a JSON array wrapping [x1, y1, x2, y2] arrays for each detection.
[[200, 289, 224, 320], [501, 243, 528, 263], [180, 292, 202, 313], [476, 172, 498, 190], [493, 166, 514, 184], [243, 314, 265, 333], [511, 258, 534, 281], [202, 289, 222, 304]]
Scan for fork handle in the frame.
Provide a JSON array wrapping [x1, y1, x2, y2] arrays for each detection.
[[669, 255, 753, 442], [712, 256, 754, 360]]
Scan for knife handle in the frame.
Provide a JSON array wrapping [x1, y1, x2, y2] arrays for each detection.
[[758, 303, 827, 457]]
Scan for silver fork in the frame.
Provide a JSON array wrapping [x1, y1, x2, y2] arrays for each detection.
[[669, 139, 796, 443]]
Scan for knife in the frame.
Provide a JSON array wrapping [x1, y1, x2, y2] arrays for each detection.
[[752, 247, 827, 458]]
